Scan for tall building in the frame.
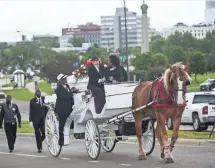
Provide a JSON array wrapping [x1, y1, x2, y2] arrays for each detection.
[[204, 0, 215, 24], [59, 22, 100, 48], [161, 22, 215, 39], [100, 7, 149, 51]]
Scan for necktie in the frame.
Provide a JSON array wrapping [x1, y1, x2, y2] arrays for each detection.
[[38, 98, 42, 106]]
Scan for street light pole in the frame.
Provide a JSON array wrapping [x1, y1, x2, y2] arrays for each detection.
[[123, 0, 130, 80]]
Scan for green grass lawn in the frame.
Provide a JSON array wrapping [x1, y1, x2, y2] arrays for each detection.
[[187, 72, 215, 92], [3, 89, 34, 101], [37, 80, 53, 94], [2, 80, 32, 87], [18, 121, 34, 133], [167, 130, 215, 140]]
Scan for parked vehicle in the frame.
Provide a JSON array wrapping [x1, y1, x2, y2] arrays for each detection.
[[200, 79, 215, 91], [0, 92, 6, 110], [167, 92, 215, 131]]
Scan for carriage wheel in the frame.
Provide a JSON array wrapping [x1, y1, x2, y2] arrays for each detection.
[[45, 111, 62, 157], [142, 119, 155, 155], [85, 120, 101, 160], [101, 130, 117, 152]]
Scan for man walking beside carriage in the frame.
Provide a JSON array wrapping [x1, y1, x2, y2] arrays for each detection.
[[0, 95, 21, 153], [29, 89, 48, 153], [55, 73, 78, 146]]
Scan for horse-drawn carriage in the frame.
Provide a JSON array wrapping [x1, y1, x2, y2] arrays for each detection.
[[44, 78, 155, 160], [44, 63, 192, 163]]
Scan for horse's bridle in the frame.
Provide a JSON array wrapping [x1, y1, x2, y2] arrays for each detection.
[[168, 71, 187, 104]]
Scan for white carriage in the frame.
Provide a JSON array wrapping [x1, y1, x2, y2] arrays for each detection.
[[44, 76, 155, 160]]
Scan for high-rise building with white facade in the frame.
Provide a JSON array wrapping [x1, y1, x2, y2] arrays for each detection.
[[161, 22, 215, 39], [204, 0, 215, 24], [100, 7, 149, 51]]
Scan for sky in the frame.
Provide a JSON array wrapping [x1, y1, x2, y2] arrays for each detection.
[[0, 0, 207, 42]]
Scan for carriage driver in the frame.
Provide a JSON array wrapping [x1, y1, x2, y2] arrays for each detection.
[[87, 55, 106, 114], [55, 73, 78, 146]]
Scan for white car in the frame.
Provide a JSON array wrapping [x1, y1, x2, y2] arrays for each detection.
[[167, 92, 215, 131]]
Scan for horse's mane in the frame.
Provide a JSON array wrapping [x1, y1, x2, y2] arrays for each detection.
[[163, 62, 184, 91]]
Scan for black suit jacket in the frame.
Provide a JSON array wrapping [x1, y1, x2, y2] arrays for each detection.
[[29, 96, 48, 124], [87, 65, 106, 91], [55, 84, 74, 116]]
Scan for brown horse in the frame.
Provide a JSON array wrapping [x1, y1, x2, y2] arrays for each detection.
[[132, 62, 192, 163]]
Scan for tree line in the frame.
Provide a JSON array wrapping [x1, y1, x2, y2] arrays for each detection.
[[0, 30, 214, 82], [131, 30, 215, 81]]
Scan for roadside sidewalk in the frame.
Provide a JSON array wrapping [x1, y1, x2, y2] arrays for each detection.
[[25, 81, 49, 96]]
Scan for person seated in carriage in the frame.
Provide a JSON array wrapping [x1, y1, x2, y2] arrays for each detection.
[[87, 55, 106, 114], [106, 55, 128, 83], [55, 73, 78, 146]]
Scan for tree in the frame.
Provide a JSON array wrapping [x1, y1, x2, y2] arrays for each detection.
[[41, 55, 74, 82], [169, 46, 186, 64], [151, 53, 168, 68], [132, 52, 153, 70], [85, 47, 109, 63], [167, 31, 183, 46], [150, 37, 167, 55], [128, 46, 141, 56], [181, 32, 198, 50], [69, 36, 85, 47], [189, 51, 206, 81]]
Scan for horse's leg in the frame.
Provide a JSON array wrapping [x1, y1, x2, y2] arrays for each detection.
[[134, 112, 146, 160], [156, 112, 174, 163], [155, 121, 164, 158], [170, 111, 183, 152]]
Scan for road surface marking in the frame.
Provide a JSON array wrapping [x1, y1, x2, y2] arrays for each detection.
[[88, 161, 100, 163], [119, 164, 132, 166], [0, 152, 47, 158], [61, 157, 70, 160]]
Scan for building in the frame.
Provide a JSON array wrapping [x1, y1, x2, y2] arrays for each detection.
[[204, 0, 215, 24], [161, 22, 215, 39], [100, 7, 150, 51], [33, 34, 59, 48], [59, 22, 100, 48]]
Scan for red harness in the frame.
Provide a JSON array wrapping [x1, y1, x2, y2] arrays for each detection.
[[151, 78, 186, 108]]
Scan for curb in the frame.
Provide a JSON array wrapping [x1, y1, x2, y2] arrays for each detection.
[[1, 133, 215, 145], [125, 136, 215, 145]]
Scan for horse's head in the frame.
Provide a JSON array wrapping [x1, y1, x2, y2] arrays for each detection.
[[164, 62, 192, 105]]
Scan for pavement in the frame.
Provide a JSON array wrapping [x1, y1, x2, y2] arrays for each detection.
[[0, 136, 214, 168]]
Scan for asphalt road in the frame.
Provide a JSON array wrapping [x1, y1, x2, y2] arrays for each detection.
[[0, 136, 214, 168]]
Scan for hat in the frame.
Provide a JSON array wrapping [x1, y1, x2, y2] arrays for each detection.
[[91, 55, 99, 61], [57, 73, 68, 82]]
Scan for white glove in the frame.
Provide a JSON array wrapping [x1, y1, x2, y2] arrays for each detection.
[[98, 77, 105, 84], [112, 80, 117, 83], [109, 76, 113, 81], [29, 122, 33, 128], [101, 77, 106, 82]]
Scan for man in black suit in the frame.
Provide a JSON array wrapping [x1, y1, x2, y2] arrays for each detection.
[[29, 89, 48, 153], [87, 55, 106, 114], [55, 73, 78, 146]]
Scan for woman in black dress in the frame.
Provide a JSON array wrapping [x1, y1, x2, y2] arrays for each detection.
[[107, 55, 128, 83]]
